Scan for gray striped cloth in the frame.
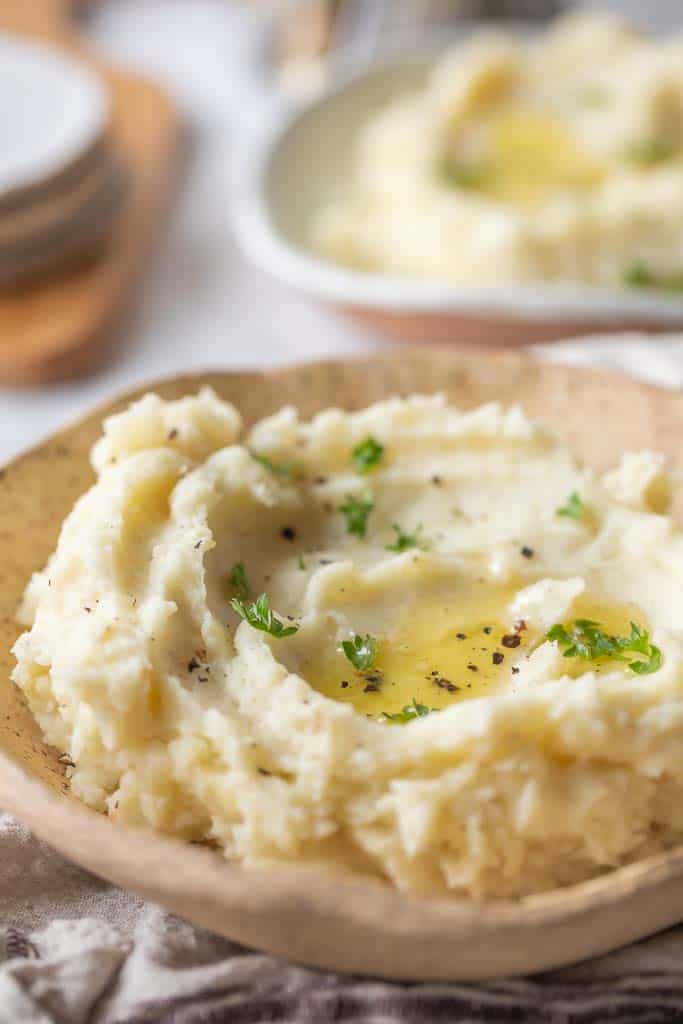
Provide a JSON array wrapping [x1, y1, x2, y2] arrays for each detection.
[[3, 810, 683, 1024]]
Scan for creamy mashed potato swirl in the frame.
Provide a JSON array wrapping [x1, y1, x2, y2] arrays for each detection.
[[313, 13, 683, 289], [12, 388, 683, 899]]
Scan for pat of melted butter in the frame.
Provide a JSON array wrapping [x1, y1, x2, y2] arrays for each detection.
[[301, 584, 647, 718], [482, 110, 604, 206], [303, 582, 522, 718]]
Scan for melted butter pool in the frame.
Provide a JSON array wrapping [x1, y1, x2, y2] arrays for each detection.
[[301, 583, 523, 718], [459, 110, 605, 207], [299, 584, 648, 719], [492, 112, 604, 205]]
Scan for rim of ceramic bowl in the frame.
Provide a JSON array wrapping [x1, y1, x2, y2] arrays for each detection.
[[230, 53, 683, 324]]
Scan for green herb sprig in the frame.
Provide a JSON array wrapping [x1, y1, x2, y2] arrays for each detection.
[[383, 699, 435, 723], [228, 561, 250, 600], [437, 157, 490, 191], [352, 437, 384, 474], [546, 619, 661, 675], [249, 450, 301, 479], [556, 491, 586, 520], [623, 263, 683, 292], [231, 593, 298, 638], [339, 493, 374, 538], [625, 138, 676, 167], [342, 633, 377, 672], [385, 523, 429, 553]]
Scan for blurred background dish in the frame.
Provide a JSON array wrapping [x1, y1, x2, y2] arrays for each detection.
[[0, 1, 178, 386], [234, 10, 683, 346], [0, 150, 127, 285], [0, 33, 108, 201], [0, 32, 126, 285]]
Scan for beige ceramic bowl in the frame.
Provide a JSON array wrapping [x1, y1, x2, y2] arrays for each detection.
[[4, 350, 683, 981], [231, 58, 683, 345]]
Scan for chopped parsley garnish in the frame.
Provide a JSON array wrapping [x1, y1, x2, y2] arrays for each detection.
[[578, 84, 609, 108], [297, 553, 306, 571], [352, 436, 384, 473], [342, 633, 377, 671], [230, 593, 298, 638], [249, 450, 301, 479], [556, 491, 586, 520], [383, 698, 435, 723], [385, 523, 428, 553], [625, 138, 676, 167], [546, 619, 661, 675], [339, 493, 374, 538], [624, 262, 655, 288], [228, 561, 250, 600], [623, 263, 683, 292], [437, 156, 489, 191]]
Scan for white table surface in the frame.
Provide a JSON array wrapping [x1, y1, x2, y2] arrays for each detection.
[[1, 0, 682, 464]]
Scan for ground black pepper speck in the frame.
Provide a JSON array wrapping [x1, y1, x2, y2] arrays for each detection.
[[432, 676, 458, 693], [502, 634, 522, 649]]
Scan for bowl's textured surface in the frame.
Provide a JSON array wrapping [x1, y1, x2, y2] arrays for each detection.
[[4, 349, 683, 980]]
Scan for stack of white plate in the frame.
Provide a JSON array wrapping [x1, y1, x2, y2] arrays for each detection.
[[0, 34, 126, 285]]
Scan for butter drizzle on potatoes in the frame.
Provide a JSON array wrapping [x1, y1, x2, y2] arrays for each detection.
[[12, 388, 683, 899]]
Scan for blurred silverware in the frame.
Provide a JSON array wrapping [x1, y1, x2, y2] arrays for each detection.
[[273, 0, 565, 99]]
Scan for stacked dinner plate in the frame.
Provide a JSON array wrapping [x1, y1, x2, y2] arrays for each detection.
[[0, 34, 126, 285]]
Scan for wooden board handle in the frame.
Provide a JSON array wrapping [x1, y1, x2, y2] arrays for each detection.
[[0, 0, 72, 37]]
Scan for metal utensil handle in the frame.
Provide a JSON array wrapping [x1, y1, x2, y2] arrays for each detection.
[[330, 0, 565, 68]]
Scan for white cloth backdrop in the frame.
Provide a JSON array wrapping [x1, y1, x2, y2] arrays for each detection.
[[2, 3, 683, 1022]]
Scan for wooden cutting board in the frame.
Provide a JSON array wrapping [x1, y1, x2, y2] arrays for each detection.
[[0, 0, 180, 385]]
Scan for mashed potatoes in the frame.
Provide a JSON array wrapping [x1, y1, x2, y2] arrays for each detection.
[[12, 388, 683, 899], [313, 13, 683, 290]]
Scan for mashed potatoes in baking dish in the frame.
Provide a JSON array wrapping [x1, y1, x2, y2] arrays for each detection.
[[313, 13, 683, 290], [12, 388, 683, 899]]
